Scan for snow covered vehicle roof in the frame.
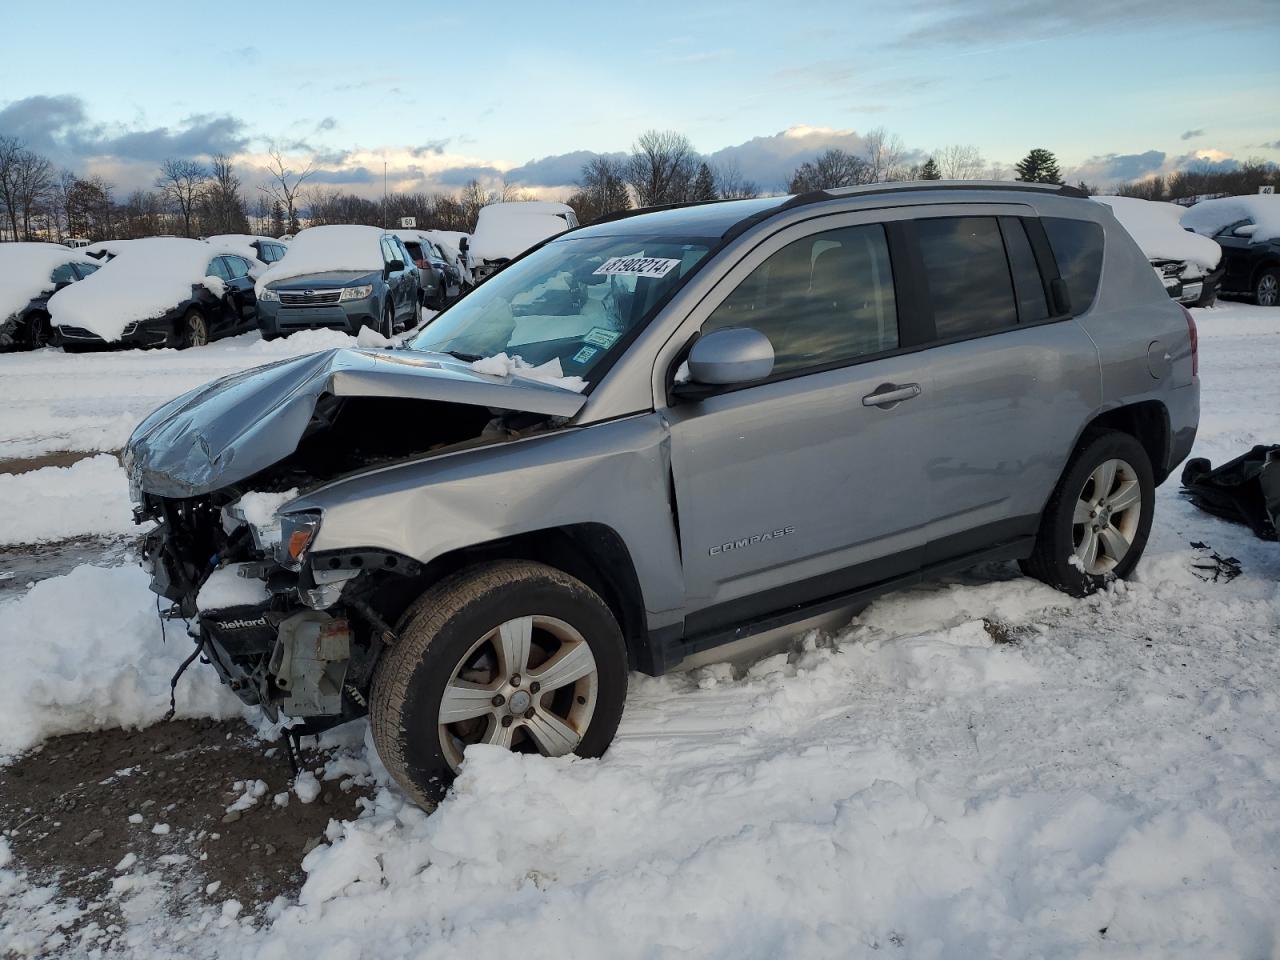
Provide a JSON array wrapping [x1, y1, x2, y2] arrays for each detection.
[[1182, 195, 1280, 245], [0, 242, 97, 321], [254, 225, 388, 293], [1093, 196, 1222, 272], [468, 202, 578, 264], [48, 237, 239, 342]]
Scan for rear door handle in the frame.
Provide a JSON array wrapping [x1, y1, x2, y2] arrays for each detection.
[[862, 382, 921, 408]]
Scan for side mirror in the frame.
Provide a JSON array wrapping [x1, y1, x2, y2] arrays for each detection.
[[680, 327, 775, 390], [1049, 277, 1072, 316], [1233, 223, 1258, 238], [385, 259, 406, 274], [459, 237, 470, 252]]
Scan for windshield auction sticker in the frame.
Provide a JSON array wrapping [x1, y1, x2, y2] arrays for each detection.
[[592, 256, 682, 279]]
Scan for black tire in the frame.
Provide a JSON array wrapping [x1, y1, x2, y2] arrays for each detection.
[[24, 312, 51, 350], [381, 300, 395, 338], [261, 327, 281, 341], [370, 560, 628, 808], [1254, 267, 1279, 307], [1021, 430, 1155, 597], [178, 309, 208, 349]]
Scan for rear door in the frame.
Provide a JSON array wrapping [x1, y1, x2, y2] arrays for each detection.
[[906, 212, 1101, 563], [1213, 223, 1253, 295], [205, 257, 237, 332], [664, 216, 934, 632], [223, 256, 258, 327]]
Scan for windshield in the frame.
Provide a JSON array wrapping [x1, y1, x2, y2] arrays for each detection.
[[411, 234, 712, 381]]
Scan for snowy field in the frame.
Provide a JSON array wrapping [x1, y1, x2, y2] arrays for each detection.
[[1, 304, 1278, 958]]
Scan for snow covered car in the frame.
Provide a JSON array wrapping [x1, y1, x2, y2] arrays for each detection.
[[125, 182, 1198, 808], [466, 201, 579, 284], [206, 234, 289, 268], [393, 230, 457, 308], [255, 226, 421, 339], [1183, 195, 1280, 307], [1093, 196, 1223, 306], [0, 242, 100, 350], [49, 238, 260, 350]]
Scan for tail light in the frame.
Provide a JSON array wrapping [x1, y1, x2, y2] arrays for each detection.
[[1180, 305, 1198, 377]]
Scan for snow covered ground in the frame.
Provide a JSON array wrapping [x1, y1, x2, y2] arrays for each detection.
[[1, 303, 1278, 958]]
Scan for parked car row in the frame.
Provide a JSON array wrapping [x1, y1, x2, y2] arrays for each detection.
[[1, 227, 472, 352]]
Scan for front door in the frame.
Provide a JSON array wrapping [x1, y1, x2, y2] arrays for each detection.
[[665, 220, 933, 633]]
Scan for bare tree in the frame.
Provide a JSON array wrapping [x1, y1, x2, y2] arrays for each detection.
[[787, 149, 873, 193], [863, 127, 906, 182], [155, 158, 209, 237], [626, 130, 696, 206], [713, 159, 760, 199], [258, 147, 315, 235], [0, 138, 54, 240], [201, 154, 249, 234], [569, 156, 631, 223], [935, 144, 986, 180]]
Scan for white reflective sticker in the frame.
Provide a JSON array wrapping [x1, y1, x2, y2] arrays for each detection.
[[592, 256, 682, 279], [572, 345, 598, 364], [583, 327, 620, 349]]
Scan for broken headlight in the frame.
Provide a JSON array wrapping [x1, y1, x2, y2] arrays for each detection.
[[275, 512, 322, 571]]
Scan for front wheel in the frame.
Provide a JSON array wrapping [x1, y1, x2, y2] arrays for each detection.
[[1255, 268, 1279, 307], [370, 561, 628, 808], [381, 300, 395, 338], [1021, 430, 1155, 597], [25, 312, 51, 349]]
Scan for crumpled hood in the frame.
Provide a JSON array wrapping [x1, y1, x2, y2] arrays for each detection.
[[126, 347, 587, 498]]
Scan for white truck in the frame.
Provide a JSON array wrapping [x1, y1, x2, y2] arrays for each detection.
[[465, 201, 579, 284]]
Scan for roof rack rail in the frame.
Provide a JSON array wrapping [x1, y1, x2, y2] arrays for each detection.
[[586, 197, 739, 227]]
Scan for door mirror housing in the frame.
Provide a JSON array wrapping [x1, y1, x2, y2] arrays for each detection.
[[385, 258, 406, 275], [1233, 223, 1258, 239], [683, 327, 775, 388]]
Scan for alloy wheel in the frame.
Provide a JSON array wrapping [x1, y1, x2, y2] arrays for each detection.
[[187, 313, 208, 347], [1257, 273, 1279, 307], [1072, 458, 1142, 575], [437, 615, 599, 772]]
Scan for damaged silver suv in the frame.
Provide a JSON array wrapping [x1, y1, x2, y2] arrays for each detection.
[[126, 183, 1199, 806]]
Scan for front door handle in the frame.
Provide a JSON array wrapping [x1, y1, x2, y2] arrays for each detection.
[[862, 382, 921, 409]]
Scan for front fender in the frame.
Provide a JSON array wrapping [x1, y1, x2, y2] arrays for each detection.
[[288, 413, 685, 621]]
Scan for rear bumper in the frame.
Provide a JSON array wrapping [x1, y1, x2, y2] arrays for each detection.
[[1165, 380, 1200, 480]]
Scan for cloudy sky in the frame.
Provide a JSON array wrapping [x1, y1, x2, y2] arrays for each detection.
[[1, 0, 1276, 197]]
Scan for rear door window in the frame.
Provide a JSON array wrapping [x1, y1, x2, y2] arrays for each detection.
[[1000, 218, 1050, 323], [225, 257, 250, 279], [73, 262, 99, 279], [702, 223, 898, 376], [1043, 217, 1104, 314], [207, 257, 232, 281], [915, 216, 1018, 339], [50, 263, 77, 284]]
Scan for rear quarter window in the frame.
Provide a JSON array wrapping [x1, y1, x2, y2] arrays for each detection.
[[1043, 217, 1104, 314]]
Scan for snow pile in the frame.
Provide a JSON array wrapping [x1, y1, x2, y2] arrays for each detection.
[[0, 242, 94, 323], [254, 225, 385, 293], [195, 563, 269, 611], [471, 352, 587, 392], [0, 564, 244, 759], [1094, 196, 1221, 271], [0, 454, 139, 545], [48, 238, 219, 342], [469, 202, 575, 264], [1182, 194, 1280, 244]]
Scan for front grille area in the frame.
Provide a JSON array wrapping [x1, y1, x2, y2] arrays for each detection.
[[280, 289, 341, 306]]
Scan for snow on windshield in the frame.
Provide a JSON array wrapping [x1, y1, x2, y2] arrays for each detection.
[[255, 225, 386, 293], [1182, 195, 1280, 244], [1093, 196, 1222, 271], [47, 238, 221, 342], [0, 242, 94, 322]]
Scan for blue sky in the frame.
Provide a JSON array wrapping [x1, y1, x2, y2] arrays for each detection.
[[1, 0, 1276, 195]]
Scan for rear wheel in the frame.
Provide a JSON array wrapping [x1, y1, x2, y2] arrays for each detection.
[[1255, 268, 1279, 307], [1021, 430, 1155, 597], [370, 560, 628, 808], [179, 309, 208, 349]]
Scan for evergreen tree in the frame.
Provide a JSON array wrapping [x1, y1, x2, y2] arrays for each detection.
[[919, 157, 941, 180], [269, 199, 285, 236], [1015, 148, 1063, 184], [690, 162, 718, 201]]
